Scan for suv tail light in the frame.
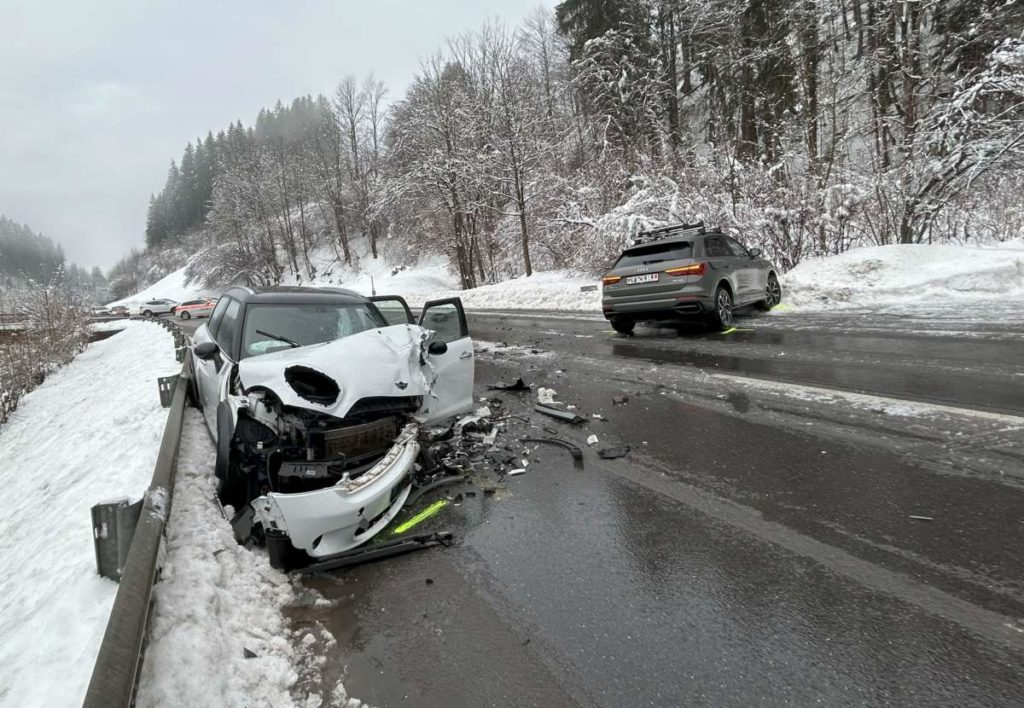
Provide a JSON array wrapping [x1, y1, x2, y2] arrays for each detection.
[[601, 275, 622, 285], [665, 262, 706, 277]]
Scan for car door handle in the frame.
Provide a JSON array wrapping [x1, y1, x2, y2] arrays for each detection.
[[459, 351, 473, 359]]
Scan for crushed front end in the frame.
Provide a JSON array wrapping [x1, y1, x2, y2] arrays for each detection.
[[225, 386, 424, 568]]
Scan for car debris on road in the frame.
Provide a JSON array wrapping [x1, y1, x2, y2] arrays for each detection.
[[487, 377, 531, 391]]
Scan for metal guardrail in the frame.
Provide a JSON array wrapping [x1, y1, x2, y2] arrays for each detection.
[[83, 318, 192, 708]]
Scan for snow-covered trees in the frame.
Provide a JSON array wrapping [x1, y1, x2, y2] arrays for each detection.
[[137, 1, 1023, 290]]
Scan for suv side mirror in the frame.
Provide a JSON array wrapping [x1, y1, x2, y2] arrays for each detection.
[[427, 340, 448, 356], [748, 247, 762, 257], [194, 341, 219, 360]]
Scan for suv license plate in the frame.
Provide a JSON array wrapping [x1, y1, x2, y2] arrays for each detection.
[[625, 273, 659, 285]]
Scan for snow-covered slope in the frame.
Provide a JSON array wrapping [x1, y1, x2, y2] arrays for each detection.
[[106, 265, 220, 308], [782, 240, 1024, 313], [0, 322, 179, 706]]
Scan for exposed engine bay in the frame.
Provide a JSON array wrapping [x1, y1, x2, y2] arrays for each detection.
[[227, 387, 421, 501]]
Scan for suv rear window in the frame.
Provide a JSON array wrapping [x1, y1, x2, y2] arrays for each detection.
[[615, 242, 692, 267]]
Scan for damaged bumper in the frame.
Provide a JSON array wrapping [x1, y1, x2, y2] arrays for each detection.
[[251, 425, 419, 558]]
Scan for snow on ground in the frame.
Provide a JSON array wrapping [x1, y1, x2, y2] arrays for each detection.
[[0, 321, 178, 706], [782, 240, 1024, 314], [294, 246, 601, 312], [136, 413, 358, 708]]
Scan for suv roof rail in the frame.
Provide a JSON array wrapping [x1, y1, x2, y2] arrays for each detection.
[[629, 221, 706, 247]]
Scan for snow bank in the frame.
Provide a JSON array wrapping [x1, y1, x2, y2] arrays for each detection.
[[136, 415, 309, 706], [0, 321, 178, 706], [136, 413, 360, 707], [782, 240, 1024, 312]]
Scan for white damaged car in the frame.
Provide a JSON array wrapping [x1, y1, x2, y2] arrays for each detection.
[[189, 286, 474, 569]]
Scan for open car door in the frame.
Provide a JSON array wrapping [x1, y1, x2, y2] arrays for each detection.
[[369, 295, 414, 325], [418, 297, 474, 424]]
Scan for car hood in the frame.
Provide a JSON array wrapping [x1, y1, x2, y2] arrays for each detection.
[[237, 324, 433, 419]]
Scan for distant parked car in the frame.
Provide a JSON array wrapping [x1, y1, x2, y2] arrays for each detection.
[[131, 299, 178, 317], [109, 305, 129, 318], [601, 222, 781, 333], [89, 306, 111, 317], [174, 297, 216, 320]]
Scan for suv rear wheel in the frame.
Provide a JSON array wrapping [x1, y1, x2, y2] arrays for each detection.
[[755, 273, 781, 311], [610, 317, 635, 335], [708, 286, 734, 330], [143, 310, 153, 317]]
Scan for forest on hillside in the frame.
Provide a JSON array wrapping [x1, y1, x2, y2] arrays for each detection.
[[127, 0, 1024, 295], [0, 216, 107, 308]]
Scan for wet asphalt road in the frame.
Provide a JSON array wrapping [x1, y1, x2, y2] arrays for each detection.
[[180, 308, 1024, 705], [279, 308, 1023, 707]]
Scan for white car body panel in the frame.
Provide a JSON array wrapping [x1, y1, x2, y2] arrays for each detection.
[[235, 323, 474, 427], [237, 325, 432, 419]]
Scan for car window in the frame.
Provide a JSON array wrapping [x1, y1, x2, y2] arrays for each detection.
[[216, 298, 242, 353], [724, 237, 749, 257], [207, 297, 231, 338], [704, 237, 732, 258], [420, 302, 466, 343], [240, 303, 387, 359], [614, 241, 692, 268], [182, 300, 199, 306]]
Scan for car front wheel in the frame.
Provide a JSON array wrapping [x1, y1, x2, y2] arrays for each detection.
[[143, 310, 153, 317], [755, 273, 781, 311], [180, 311, 191, 320], [708, 286, 734, 330]]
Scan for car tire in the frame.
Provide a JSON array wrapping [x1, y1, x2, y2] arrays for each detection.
[[181, 311, 191, 320], [143, 310, 153, 318], [707, 285, 734, 331], [755, 273, 781, 311], [610, 317, 635, 335]]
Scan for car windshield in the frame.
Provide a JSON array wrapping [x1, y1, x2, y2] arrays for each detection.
[[615, 241, 692, 267], [240, 303, 387, 359]]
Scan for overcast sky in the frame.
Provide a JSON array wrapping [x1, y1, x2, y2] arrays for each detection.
[[0, 0, 553, 271]]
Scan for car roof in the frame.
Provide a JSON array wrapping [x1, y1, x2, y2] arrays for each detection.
[[622, 230, 724, 253], [222, 284, 367, 306]]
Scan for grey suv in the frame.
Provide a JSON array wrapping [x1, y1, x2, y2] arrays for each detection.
[[601, 223, 781, 333]]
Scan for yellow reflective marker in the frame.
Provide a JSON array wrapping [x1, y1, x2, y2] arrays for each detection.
[[392, 499, 448, 535], [720, 327, 738, 335], [773, 303, 795, 312]]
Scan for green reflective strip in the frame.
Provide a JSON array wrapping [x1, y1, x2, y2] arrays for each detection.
[[773, 303, 794, 311], [392, 499, 448, 535], [721, 327, 738, 335]]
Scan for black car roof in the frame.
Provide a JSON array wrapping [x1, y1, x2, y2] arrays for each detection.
[[222, 285, 367, 306], [623, 230, 724, 252]]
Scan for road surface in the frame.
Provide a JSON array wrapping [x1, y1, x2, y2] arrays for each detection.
[[179, 308, 1024, 705]]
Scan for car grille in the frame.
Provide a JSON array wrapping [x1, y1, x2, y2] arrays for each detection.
[[323, 416, 398, 461]]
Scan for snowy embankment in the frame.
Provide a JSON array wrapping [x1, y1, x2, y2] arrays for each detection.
[[136, 413, 355, 707], [782, 240, 1024, 315], [0, 321, 178, 706], [106, 264, 222, 309]]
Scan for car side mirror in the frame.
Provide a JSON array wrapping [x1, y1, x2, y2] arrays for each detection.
[[194, 341, 219, 360], [427, 340, 448, 356], [748, 247, 762, 257]]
